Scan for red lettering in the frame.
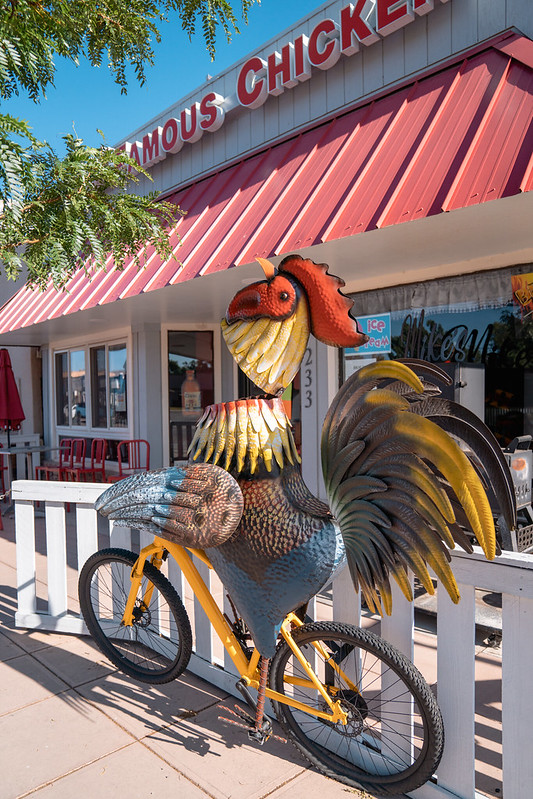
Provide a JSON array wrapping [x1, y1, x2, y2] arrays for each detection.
[[340, 2, 379, 54], [161, 118, 183, 154], [308, 19, 341, 70], [180, 103, 203, 143], [376, 0, 414, 36], [268, 43, 298, 95], [293, 35, 312, 82], [128, 141, 142, 167], [142, 127, 164, 167], [237, 57, 268, 109], [199, 92, 225, 132]]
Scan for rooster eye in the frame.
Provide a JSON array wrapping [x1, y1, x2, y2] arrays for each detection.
[[280, 291, 289, 301]]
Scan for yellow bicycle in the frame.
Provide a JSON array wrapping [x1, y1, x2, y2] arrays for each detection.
[[78, 536, 444, 796]]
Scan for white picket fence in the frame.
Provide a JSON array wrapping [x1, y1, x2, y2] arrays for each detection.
[[11, 479, 533, 799]]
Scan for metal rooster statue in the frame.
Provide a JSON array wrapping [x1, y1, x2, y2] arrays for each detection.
[[97, 254, 515, 718]]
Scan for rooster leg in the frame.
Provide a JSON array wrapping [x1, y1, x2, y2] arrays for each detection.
[[249, 657, 271, 745], [232, 659, 273, 744]]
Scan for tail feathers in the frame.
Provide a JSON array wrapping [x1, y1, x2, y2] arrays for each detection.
[[408, 396, 516, 530], [322, 359, 504, 616]]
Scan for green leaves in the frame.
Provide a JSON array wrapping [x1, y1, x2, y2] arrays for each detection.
[[0, 133, 181, 289], [0, 0, 257, 287], [1, 1, 257, 94]]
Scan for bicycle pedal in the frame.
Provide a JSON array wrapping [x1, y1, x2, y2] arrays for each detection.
[[247, 724, 287, 746], [218, 707, 286, 745], [247, 726, 271, 746]]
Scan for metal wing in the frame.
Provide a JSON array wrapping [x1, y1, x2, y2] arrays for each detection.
[[95, 462, 243, 548]]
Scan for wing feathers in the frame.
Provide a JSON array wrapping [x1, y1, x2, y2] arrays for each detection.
[[95, 463, 243, 549]]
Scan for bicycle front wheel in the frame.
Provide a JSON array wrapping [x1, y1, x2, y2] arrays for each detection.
[[79, 548, 192, 684], [269, 621, 443, 796]]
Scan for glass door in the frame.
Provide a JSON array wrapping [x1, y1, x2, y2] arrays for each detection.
[[168, 331, 214, 464]]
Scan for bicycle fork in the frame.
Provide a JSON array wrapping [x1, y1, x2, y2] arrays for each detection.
[[121, 543, 163, 627]]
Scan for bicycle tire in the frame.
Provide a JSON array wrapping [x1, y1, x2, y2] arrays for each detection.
[[79, 548, 192, 684], [269, 621, 444, 796]]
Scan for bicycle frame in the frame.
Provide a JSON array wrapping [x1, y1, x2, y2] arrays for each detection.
[[122, 536, 355, 725]]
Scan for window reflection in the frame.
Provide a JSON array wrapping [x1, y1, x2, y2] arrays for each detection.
[[347, 266, 533, 448], [90, 346, 107, 427], [55, 341, 128, 431], [70, 349, 86, 426], [109, 344, 128, 428], [55, 352, 68, 426]]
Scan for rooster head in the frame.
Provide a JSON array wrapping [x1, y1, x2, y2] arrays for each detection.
[[222, 255, 369, 395]]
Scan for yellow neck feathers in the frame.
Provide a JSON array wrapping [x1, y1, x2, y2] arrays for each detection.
[[189, 398, 301, 475]]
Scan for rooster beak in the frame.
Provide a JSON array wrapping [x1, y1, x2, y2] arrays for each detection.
[[256, 257, 276, 279]]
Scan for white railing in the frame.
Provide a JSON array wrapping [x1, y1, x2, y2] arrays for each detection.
[[11, 479, 533, 799]]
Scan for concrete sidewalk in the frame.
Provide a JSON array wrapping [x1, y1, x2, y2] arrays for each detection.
[[0, 514, 373, 799]]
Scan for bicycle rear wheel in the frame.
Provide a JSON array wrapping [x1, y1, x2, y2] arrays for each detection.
[[269, 621, 443, 796], [79, 548, 192, 684]]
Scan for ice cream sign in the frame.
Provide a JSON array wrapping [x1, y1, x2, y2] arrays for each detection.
[[120, 0, 450, 169], [346, 313, 392, 355]]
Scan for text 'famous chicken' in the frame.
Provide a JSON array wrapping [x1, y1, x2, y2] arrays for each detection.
[[96, 254, 514, 660]]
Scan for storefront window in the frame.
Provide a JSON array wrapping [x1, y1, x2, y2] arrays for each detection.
[[347, 265, 533, 447], [55, 341, 128, 431], [108, 343, 128, 428], [90, 346, 107, 427], [54, 350, 86, 426], [168, 331, 214, 463], [70, 350, 86, 426], [55, 352, 68, 426]]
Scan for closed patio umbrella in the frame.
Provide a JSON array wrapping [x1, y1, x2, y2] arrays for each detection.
[[0, 348, 25, 448]]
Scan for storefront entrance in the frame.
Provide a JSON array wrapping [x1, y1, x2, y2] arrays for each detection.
[[167, 330, 214, 464]]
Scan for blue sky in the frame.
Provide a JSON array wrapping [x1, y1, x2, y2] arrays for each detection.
[[10, 1, 312, 152]]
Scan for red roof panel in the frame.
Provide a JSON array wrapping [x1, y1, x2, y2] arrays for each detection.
[[1, 33, 532, 335], [443, 58, 533, 210], [377, 51, 507, 227]]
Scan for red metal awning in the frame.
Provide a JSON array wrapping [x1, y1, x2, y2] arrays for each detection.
[[1, 32, 532, 335]]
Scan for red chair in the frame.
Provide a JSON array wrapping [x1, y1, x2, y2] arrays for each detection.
[[35, 438, 71, 481], [107, 439, 150, 482], [35, 438, 86, 481], [64, 438, 107, 482]]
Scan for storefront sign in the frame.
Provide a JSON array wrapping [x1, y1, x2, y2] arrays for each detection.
[[120, 0, 450, 169], [399, 309, 493, 363], [346, 313, 391, 354]]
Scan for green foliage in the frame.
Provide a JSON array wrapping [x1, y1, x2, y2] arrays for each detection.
[[0, 132, 183, 288], [0, 0, 256, 288], [1, 1, 255, 93]]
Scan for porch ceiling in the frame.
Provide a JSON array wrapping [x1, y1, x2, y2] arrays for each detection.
[[1, 32, 532, 346]]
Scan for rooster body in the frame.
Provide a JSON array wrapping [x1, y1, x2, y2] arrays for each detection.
[[96, 255, 515, 658], [207, 462, 343, 657]]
